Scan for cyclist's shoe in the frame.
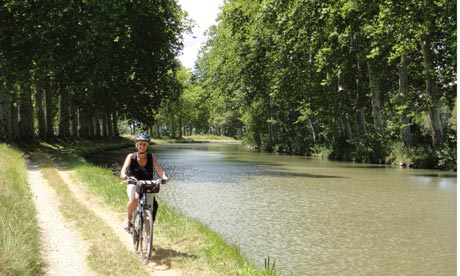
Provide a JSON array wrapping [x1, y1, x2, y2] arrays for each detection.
[[123, 219, 132, 233]]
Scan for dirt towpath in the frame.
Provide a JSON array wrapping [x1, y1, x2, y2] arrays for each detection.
[[56, 169, 182, 275], [28, 159, 182, 276], [27, 160, 94, 276]]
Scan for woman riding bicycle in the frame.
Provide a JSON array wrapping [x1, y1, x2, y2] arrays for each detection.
[[120, 133, 169, 232]]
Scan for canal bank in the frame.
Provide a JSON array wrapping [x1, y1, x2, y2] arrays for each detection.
[[90, 142, 457, 276], [20, 139, 270, 276]]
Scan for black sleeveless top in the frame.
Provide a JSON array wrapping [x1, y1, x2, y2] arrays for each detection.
[[128, 152, 153, 180]]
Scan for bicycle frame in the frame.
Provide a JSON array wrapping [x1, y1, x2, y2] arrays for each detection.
[[126, 177, 164, 265]]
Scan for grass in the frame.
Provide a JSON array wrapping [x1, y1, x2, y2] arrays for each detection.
[[0, 144, 45, 276], [3, 137, 278, 275]]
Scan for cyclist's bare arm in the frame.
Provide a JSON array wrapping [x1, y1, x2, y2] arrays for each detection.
[[120, 153, 133, 180], [152, 155, 169, 182]]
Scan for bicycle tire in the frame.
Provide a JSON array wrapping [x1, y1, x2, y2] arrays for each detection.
[[131, 210, 140, 252], [140, 209, 154, 264]]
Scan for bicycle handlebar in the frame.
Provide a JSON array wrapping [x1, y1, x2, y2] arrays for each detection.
[[122, 176, 167, 185]]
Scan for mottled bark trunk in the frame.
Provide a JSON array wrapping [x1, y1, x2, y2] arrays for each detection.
[[367, 59, 384, 134], [178, 116, 183, 138], [102, 113, 108, 137], [156, 124, 161, 138], [88, 114, 94, 137], [94, 114, 101, 137], [11, 102, 19, 140], [107, 112, 113, 137], [45, 82, 55, 138], [338, 71, 352, 139], [170, 114, 176, 138], [34, 80, 47, 139], [19, 84, 35, 140], [355, 63, 367, 135], [112, 111, 119, 137], [397, 54, 412, 147], [307, 118, 317, 143], [0, 90, 12, 142], [78, 108, 91, 138], [70, 105, 78, 136], [420, 34, 443, 147], [58, 84, 71, 137]]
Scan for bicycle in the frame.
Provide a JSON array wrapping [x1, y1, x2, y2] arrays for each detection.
[[124, 176, 166, 264]]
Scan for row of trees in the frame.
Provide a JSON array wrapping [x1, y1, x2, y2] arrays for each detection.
[[164, 0, 455, 168], [0, 0, 186, 142]]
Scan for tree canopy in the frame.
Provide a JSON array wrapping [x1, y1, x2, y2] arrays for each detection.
[[0, 0, 186, 140], [182, 0, 456, 169]]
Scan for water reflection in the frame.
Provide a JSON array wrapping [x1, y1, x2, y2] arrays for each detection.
[[90, 143, 456, 276]]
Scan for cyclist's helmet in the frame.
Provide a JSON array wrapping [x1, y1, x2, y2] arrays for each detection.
[[135, 133, 150, 143]]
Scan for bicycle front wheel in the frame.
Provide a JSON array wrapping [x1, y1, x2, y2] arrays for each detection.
[[139, 209, 154, 264], [131, 211, 140, 252]]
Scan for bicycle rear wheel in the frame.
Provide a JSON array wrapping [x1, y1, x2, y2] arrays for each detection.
[[131, 211, 140, 252], [139, 209, 154, 264]]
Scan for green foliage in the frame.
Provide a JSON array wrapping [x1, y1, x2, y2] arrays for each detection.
[[330, 132, 390, 163], [192, 0, 456, 169], [351, 133, 390, 164], [0, 0, 187, 141]]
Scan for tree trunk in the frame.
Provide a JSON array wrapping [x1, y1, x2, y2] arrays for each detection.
[[367, 59, 385, 134], [45, 81, 55, 138], [58, 84, 71, 137], [354, 62, 367, 135], [19, 84, 35, 140], [338, 72, 352, 139], [266, 97, 274, 145], [102, 113, 108, 137], [156, 124, 161, 138], [34, 80, 47, 139], [112, 111, 119, 137], [70, 105, 78, 136], [94, 114, 101, 137], [107, 112, 113, 137], [397, 53, 412, 147], [170, 116, 176, 138], [420, 34, 443, 147], [0, 90, 12, 142], [11, 102, 19, 140], [89, 114, 94, 137], [78, 108, 91, 138], [178, 115, 183, 138], [307, 118, 317, 142]]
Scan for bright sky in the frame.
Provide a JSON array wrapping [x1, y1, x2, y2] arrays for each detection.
[[177, 0, 224, 69]]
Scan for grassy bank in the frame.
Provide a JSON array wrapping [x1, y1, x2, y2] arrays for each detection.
[[6, 138, 275, 275], [0, 144, 45, 276]]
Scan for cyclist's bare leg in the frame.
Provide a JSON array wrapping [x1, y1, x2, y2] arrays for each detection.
[[127, 197, 139, 221], [125, 184, 139, 231]]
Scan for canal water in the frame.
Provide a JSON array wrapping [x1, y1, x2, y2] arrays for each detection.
[[90, 143, 456, 276]]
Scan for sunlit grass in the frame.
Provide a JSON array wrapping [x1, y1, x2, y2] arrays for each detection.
[[0, 144, 45, 276]]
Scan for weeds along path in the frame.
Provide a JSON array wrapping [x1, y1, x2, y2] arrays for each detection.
[[56, 168, 183, 276], [27, 160, 94, 276]]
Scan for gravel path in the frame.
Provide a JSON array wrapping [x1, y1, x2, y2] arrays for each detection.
[[27, 160, 94, 276], [27, 157, 182, 276]]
